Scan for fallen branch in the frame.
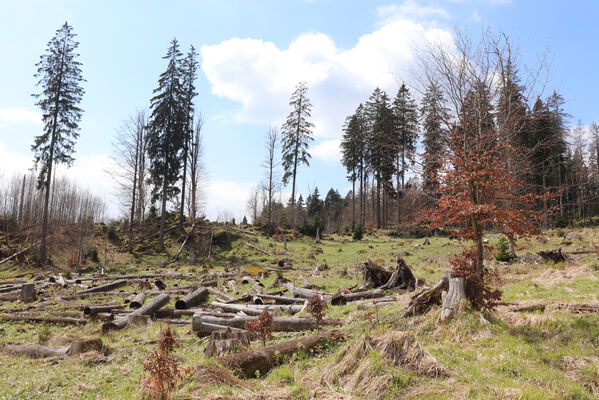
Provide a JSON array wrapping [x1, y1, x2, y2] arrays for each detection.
[[0, 314, 86, 325], [244, 241, 273, 257]]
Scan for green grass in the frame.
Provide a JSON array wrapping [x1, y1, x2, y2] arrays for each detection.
[[1, 225, 599, 398]]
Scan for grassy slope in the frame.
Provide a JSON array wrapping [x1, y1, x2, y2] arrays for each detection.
[[0, 227, 598, 399]]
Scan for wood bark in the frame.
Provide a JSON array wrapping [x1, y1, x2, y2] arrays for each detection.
[[129, 292, 146, 309], [404, 272, 450, 317], [440, 276, 466, 320], [284, 283, 329, 299], [193, 314, 340, 333], [204, 328, 251, 357], [175, 287, 208, 309], [210, 302, 304, 316], [102, 293, 170, 332], [0, 314, 86, 325], [19, 283, 36, 302], [77, 280, 127, 294], [255, 294, 305, 305], [84, 304, 125, 316], [217, 330, 344, 376]]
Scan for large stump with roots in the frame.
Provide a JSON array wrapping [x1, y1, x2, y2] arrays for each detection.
[[359, 258, 416, 290]]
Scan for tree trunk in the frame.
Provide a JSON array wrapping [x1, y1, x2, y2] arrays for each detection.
[[204, 328, 251, 357], [77, 280, 127, 294], [192, 314, 340, 333], [0, 314, 86, 325], [175, 287, 208, 309], [83, 304, 125, 316], [102, 293, 170, 332], [217, 330, 343, 377], [129, 292, 146, 309], [440, 276, 466, 320], [19, 283, 36, 303], [210, 302, 304, 316], [404, 272, 450, 317], [158, 178, 168, 249]]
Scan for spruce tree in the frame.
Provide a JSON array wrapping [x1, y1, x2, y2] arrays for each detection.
[[147, 38, 186, 249], [421, 82, 449, 194], [31, 22, 85, 263], [341, 104, 367, 227], [392, 83, 419, 228], [281, 82, 314, 227], [178, 46, 199, 231]]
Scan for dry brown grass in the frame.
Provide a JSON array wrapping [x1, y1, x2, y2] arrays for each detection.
[[321, 330, 449, 398]]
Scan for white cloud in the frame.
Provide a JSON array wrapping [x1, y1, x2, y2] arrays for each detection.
[[312, 139, 342, 163], [377, 1, 451, 23], [443, 0, 512, 5], [201, 18, 453, 142], [0, 108, 41, 125], [205, 179, 256, 221], [470, 10, 482, 22]]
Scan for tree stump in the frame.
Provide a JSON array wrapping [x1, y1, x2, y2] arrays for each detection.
[[380, 258, 416, 291], [440, 276, 466, 320], [404, 272, 450, 317], [67, 338, 106, 355], [203, 328, 250, 358], [19, 283, 36, 302]]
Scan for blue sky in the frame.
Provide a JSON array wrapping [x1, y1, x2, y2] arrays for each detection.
[[0, 0, 598, 220]]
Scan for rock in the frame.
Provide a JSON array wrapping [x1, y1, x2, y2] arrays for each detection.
[[566, 232, 583, 241]]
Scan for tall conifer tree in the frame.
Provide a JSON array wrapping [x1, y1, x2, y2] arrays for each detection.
[[147, 38, 186, 249], [281, 82, 314, 227], [32, 22, 85, 262]]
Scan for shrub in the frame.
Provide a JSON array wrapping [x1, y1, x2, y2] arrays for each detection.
[[495, 237, 514, 262], [141, 328, 187, 399], [307, 295, 327, 328], [245, 309, 273, 346], [554, 215, 569, 228], [353, 223, 364, 241], [83, 244, 99, 263], [38, 326, 52, 344]]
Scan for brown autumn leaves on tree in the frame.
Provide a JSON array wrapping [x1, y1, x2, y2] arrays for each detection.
[[420, 30, 551, 309]]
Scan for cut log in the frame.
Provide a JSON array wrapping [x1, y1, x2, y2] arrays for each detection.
[[210, 301, 304, 316], [226, 280, 240, 295], [0, 314, 86, 325], [284, 283, 329, 300], [204, 327, 251, 357], [67, 338, 106, 355], [404, 272, 450, 317], [244, 241, 273, 257], [84, 304, 125, 316], [194, 321, 248, 335], [207, 287, 236, 302], [193, 314, 340, 333], [440, 276, 466, 320], [102, 293, 170, 332], [3, 344, 70, 359], [175, 287, 208, 309], [255, 294, 304, 305], [341, 289, 385, 303], [328, 293, 347, 306], [19, 283, 36, 302], [77, 280, 127, 294], [129, 292, 146, 309], [217, 330, 344, 376]]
